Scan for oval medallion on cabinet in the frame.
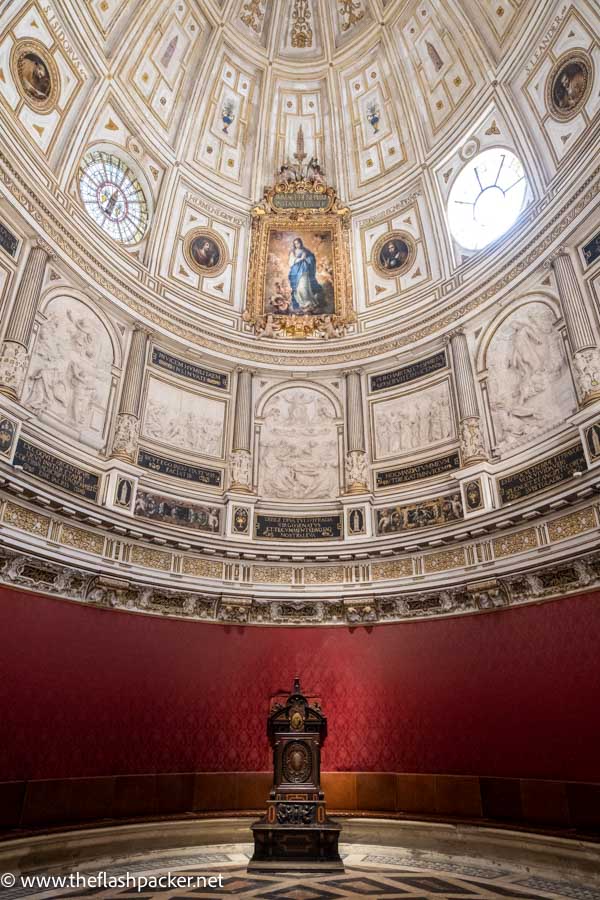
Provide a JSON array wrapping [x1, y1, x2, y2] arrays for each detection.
[[283, 741, 311, 783]]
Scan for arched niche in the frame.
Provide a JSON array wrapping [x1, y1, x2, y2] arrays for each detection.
[[255, 382, 342, 501], [23, 292, 120, 450], [476, 295, 577, 456]]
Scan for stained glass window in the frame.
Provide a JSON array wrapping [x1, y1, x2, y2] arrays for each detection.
[[447, 148, 528, 251], [79, 150, 148, 244]]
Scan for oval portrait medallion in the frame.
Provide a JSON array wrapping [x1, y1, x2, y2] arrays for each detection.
[[372, 231, 416, 278], [546, 51, 592, 121], [184, 229, 228, 277], [282, 741, 311, 783], [11, 40, 60, 113]]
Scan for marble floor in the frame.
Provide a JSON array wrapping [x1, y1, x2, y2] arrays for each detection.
[[4, 841, 600, 900]]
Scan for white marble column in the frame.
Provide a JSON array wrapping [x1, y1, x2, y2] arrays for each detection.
[[552, 250, 600, 406], [448, 329, 487, 464], [0, 241, 52, 399], [111, 327, 149, 461], [230, 368, 254, 491], [344, 369, 369, 493]]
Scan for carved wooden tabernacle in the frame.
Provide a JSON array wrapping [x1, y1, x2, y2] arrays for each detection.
[[248, 677, 343, 872]]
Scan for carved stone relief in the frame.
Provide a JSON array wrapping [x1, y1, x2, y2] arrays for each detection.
[[142, 376, 225, 458], [486, 302, 577, 455], [23, 296, 114, 448], [372, 380, 454, 460], [259, 387, 339, 500]]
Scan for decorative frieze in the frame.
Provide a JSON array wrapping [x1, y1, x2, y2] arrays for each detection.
[[547, 508, 596, 543], [493, 527, 538, 559], [423, 548, 466, 574], [371, 559, 413, 580], [182, 557, 223, 579], [2, 500, 51, 537], [303, 566, 344, 585], [252, 565, 294, 584], [59, 524, 104, 556], [1, 540, 600, 625], [130, 545, 172, 571]]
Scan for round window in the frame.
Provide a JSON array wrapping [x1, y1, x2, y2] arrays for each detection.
[[447, 148, 528, 251], [79, 150, 149, 244]]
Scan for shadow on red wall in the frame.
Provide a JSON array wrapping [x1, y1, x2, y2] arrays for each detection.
[[1, 587, 599, 782]]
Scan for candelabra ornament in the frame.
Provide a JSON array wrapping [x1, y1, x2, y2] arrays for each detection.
[[248, 678, 343, 873]]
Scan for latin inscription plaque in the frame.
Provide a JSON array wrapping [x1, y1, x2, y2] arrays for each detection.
[[499, 442, 587, 504], [370, 351, 446, 393], [151, 348, 228, 390], [137, 448, 222, 486], [582, 231, 600, 267], [255, 513, 343, 540], [13, 439, 99, 500], [376, 451, 460, 487], [0, 222, 18, 257]]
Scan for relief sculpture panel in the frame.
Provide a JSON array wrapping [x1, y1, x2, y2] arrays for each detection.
[[486, 302, 577, 455], [142, 376, 225, 458], [372, 380, 454, 460], [259, 388, 339, 500], [24, 296, 114, 448]]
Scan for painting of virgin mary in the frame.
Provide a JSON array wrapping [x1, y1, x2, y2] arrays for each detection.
[[264, 229, 335, 317], [288, 238, 324, 313]]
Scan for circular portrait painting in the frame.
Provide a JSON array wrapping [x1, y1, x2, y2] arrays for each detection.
[[547, 52, 592, 120], [372, 231, 416, 278], [11, 41, 59, 112], [184, 229, 228, 277]]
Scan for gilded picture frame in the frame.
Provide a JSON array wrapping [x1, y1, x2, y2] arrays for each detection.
[[371, 230, 417, 278], [545, 50, 593, 122], [10, 39, 60, 113], [244, 181, 354, 339], [184, 227, 228, 278]]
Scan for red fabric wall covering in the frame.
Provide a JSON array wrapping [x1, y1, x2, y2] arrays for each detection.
[[0, 587, 599, 783]]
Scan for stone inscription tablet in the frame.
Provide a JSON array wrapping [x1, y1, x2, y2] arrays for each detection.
[[0, 222, 18, 257], [370, 351, 446, 393], [151, 348, 228, 390], [376, 452, 460, 487], [272, 193, 330, 210], [137, 448, 222, 487], [13, 439, 99, 500], [499, 442, 587, 504], [255, 513, 343, 540], [582, 231, 600, 267]]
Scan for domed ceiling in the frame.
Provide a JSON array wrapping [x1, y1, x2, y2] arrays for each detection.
[[0, 0, 598, 626], [2, 0, 597, 358]]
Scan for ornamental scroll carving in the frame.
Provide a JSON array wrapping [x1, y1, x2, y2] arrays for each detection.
[[282, 740, 312, 783]]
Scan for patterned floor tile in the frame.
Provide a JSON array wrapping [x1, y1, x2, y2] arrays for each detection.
[[8, 841, 600, 900]]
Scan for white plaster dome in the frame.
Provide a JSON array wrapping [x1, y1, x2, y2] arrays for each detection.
[[0, 0, 598, 627]]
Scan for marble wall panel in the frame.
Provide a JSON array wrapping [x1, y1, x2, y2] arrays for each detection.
[[485, 301, 577, 455], [142, 375, 226, 459], [23, 296, 114, 448], [258, 387, 339, 500], [371, 379, 455, 461]]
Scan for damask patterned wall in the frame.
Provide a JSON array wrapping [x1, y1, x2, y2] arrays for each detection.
[[1, 585, 599, 783]]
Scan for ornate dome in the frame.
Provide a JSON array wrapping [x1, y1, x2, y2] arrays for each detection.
[[0, 0, 598, 626]]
